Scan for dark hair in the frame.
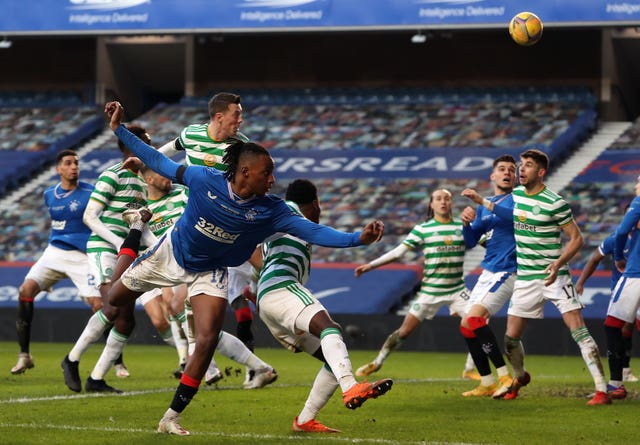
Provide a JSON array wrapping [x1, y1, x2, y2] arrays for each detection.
[[222, 140, 270, 182], [208, 92, 241, 117], [520, 149, 549, 170], [493, 154, 517, 168], [56, 149, 77, 164], [118, 124, 150, 152], [285, 179, 318, 206]]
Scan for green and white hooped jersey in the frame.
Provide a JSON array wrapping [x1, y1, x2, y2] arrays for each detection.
[[86, 163, 147, 254], [257, 202, 311, 302], [147, 185, 189, 237], [179, 124, 249, 169], [403, 217, 466, 298], [512, 185, 573, 281]]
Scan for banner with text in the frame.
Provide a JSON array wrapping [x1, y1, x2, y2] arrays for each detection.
[[1, 1, 640, 34]]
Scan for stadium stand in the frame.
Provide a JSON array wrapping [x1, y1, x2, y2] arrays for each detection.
[[0, 91, 102, 195], [608, 116, 640, 150], [0, 86, 599, 264]]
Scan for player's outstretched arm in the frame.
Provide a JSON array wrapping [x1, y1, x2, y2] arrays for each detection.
[[354, 244, 410, 277]]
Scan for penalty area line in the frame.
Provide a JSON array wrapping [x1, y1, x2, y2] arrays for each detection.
[[0, 422, 489, 445]]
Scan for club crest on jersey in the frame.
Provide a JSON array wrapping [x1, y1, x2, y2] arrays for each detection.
[[245, 209, 257, 221], [517, 210, 527, 222], [69, 200, 81, 212], [203, 154, 217, 167], [531, 205, 541, 215]]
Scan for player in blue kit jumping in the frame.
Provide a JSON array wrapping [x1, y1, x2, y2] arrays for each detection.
[[103, 101, 390, 436]]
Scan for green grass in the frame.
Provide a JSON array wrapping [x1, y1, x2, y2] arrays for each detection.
[[0, 341, 637, 445]]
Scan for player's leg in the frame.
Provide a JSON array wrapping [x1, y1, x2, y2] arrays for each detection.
[[604, 315, 627, 398], [228, 264, 255, 351], [298, 296, 392, 410], [142, 292, 174, 346], [358, 295, 439, 377], [622, 318, 639, 382], [214, 330, 277, 389], [293, 364, 341, 433], [84, 209, 150, 392], [158, 279, 228, 436], [460, 310, 497, 396], [602, 278, 640, 400], [168, 285, 188, 378], [563, 309, 610, 405], [12, 278, 40, 374], [63, 247, 122, 391], [553, 277, 609, 405]]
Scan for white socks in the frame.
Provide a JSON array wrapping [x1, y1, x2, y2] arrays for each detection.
[[68, 310, 111, 362], [90, 329, 128, 380], [297, 365, 339, 424]]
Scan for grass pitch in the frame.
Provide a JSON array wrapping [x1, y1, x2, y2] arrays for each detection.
[[0, 341, 636, 444]]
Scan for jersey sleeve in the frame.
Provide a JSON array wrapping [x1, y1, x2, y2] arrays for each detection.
[[463, 208, 486, 248], [115, 124, 181, 180], [272, 201, 361, 247], [615, 197, 640, 261], [401, 224, 423, 250]]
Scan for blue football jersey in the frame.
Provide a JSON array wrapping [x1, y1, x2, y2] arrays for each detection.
[[44, 181, 94, 251], [463, 193, 517, 273]]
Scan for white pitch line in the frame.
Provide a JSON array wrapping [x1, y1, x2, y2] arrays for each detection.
[[0, 422, 489, 445]]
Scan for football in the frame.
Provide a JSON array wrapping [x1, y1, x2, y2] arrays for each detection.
[[509, 11, 543, 46]]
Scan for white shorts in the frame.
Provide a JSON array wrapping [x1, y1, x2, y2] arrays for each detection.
[[139, 287, 163, 306], [608, 276, 640, 323], [26, 245, 97, 298], [408, 286, 471, 321], [88, 250, 117, 287], [466, 270, 516, 316], [120, 233, 228, 301], [258, 283, 324, 354], [508, 274, 583, 319], [228, 261, 254, 304]]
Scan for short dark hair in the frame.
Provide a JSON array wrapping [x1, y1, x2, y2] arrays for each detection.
[[520, 149, 549, 170], [56, 149, 77, 164], [118, 124, 150, 152], [285, 179, 318, 206], [208, 92, 241, 117], [493, 154, 517, 168]]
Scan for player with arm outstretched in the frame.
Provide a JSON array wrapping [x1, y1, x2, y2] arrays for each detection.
[[104, 101, 387, 435], [355, 188, 474, 378]]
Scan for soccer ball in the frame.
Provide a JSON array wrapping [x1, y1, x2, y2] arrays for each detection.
[[509, 12, 543, 46]]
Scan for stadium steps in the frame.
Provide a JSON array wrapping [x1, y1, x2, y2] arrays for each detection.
[[545, 121, 632, 192], [0, 129, 112, 210]]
